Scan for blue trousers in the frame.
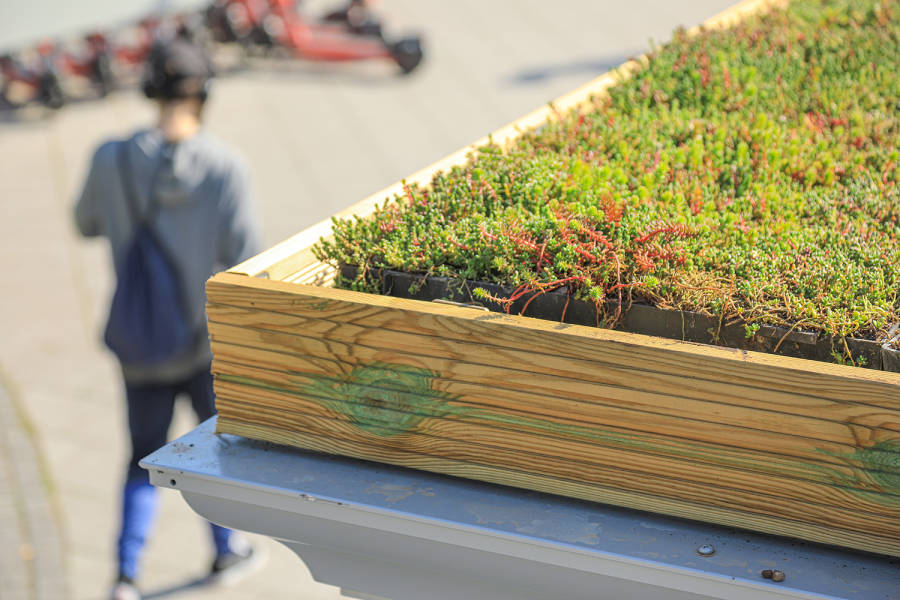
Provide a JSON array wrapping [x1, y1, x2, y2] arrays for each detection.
[[118, 368, 232, 580]]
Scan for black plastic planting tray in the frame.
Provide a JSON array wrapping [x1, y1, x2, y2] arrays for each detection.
[[340, 265, 900, 372], [883, 325, 900, 373]]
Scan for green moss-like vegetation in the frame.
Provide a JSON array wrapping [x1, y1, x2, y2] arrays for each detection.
[[315, 0, 900, 357]]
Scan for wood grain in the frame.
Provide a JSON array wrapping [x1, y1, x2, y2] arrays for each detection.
[[207, 273, 900, 556], [208, 275, 900, 409], [215, 415, 900, 557], [213, 402, 899, 543], [207, 301, 900, 436], [209, 348, 894, 479], [212, 376, 899, 519], [208, 333, 900, 496]]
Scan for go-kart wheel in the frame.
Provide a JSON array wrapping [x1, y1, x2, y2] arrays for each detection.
[[390, 36, 422, 74], [250, 22, 276, 49], [39, 72, 65, 109], [353, 19, 383, 39], [92, 51, 115, 97]]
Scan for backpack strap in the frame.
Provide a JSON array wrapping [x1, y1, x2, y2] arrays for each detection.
[[117, 140, 165, 226], [117, 141, 141, 223]]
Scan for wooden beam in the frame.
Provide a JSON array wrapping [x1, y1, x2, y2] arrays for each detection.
[[205, 323, 897, 448], [207, 272, 900, 556], [214, 393, 899, 536], [211, 373, 899, 514], [206, 311, 899, 443], [207, 274, 900, 402], [216, 415, 899, 557]]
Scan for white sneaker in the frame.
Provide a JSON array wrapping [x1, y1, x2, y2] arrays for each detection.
[[110, 578, 141, 600]]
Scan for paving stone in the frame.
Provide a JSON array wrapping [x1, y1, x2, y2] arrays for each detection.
[[0, 382, 69, 599], [0, 407, 32, 600]]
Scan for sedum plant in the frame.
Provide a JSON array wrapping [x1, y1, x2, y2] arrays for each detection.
[[315, 0, 900, 352]]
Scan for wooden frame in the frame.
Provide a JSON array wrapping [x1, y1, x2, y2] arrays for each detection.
[[207, 0, 899, 557]]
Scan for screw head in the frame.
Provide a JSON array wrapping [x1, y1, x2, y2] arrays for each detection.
[[761, 569, 773, 579], [772, 570, 786, 582], [696, 544, 716, 556]]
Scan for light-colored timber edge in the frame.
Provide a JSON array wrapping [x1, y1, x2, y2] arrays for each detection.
[[227, 0, 787, 281]]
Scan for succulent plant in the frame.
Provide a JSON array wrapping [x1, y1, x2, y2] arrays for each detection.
[[316, 0, 900, 358]]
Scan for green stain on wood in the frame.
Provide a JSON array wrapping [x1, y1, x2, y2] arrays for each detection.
[[300, 299, 332, 312], [296, 362, 460, 436], [821, 440, 900, 500], [291, 362, 673, 450], [856, 441, 900, 492]]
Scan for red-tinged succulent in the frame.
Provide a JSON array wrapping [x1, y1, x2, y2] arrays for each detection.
[[316, 0, 900, 359]]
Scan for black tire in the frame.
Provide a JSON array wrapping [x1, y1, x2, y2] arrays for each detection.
[[92, 51, 115, 97], [235, 22, 273, 55], [38, 71, 65, 109], [207, 4, 239, 43], [390, 36, 423, 75], [353, 19, 383, 39]]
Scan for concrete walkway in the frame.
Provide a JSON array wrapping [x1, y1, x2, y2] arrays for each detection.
[[0, 1, 735, 598]]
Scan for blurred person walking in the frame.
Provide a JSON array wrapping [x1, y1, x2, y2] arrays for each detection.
[[74, 36, 264, 600]]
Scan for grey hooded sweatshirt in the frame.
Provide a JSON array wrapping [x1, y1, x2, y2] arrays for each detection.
[[75, 128, 261, 384]]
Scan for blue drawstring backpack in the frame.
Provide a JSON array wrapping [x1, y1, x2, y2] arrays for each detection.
[[104, 142, 195, 365]]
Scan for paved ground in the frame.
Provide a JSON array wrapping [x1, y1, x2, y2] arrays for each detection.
[[0, 1, 735, 599]]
